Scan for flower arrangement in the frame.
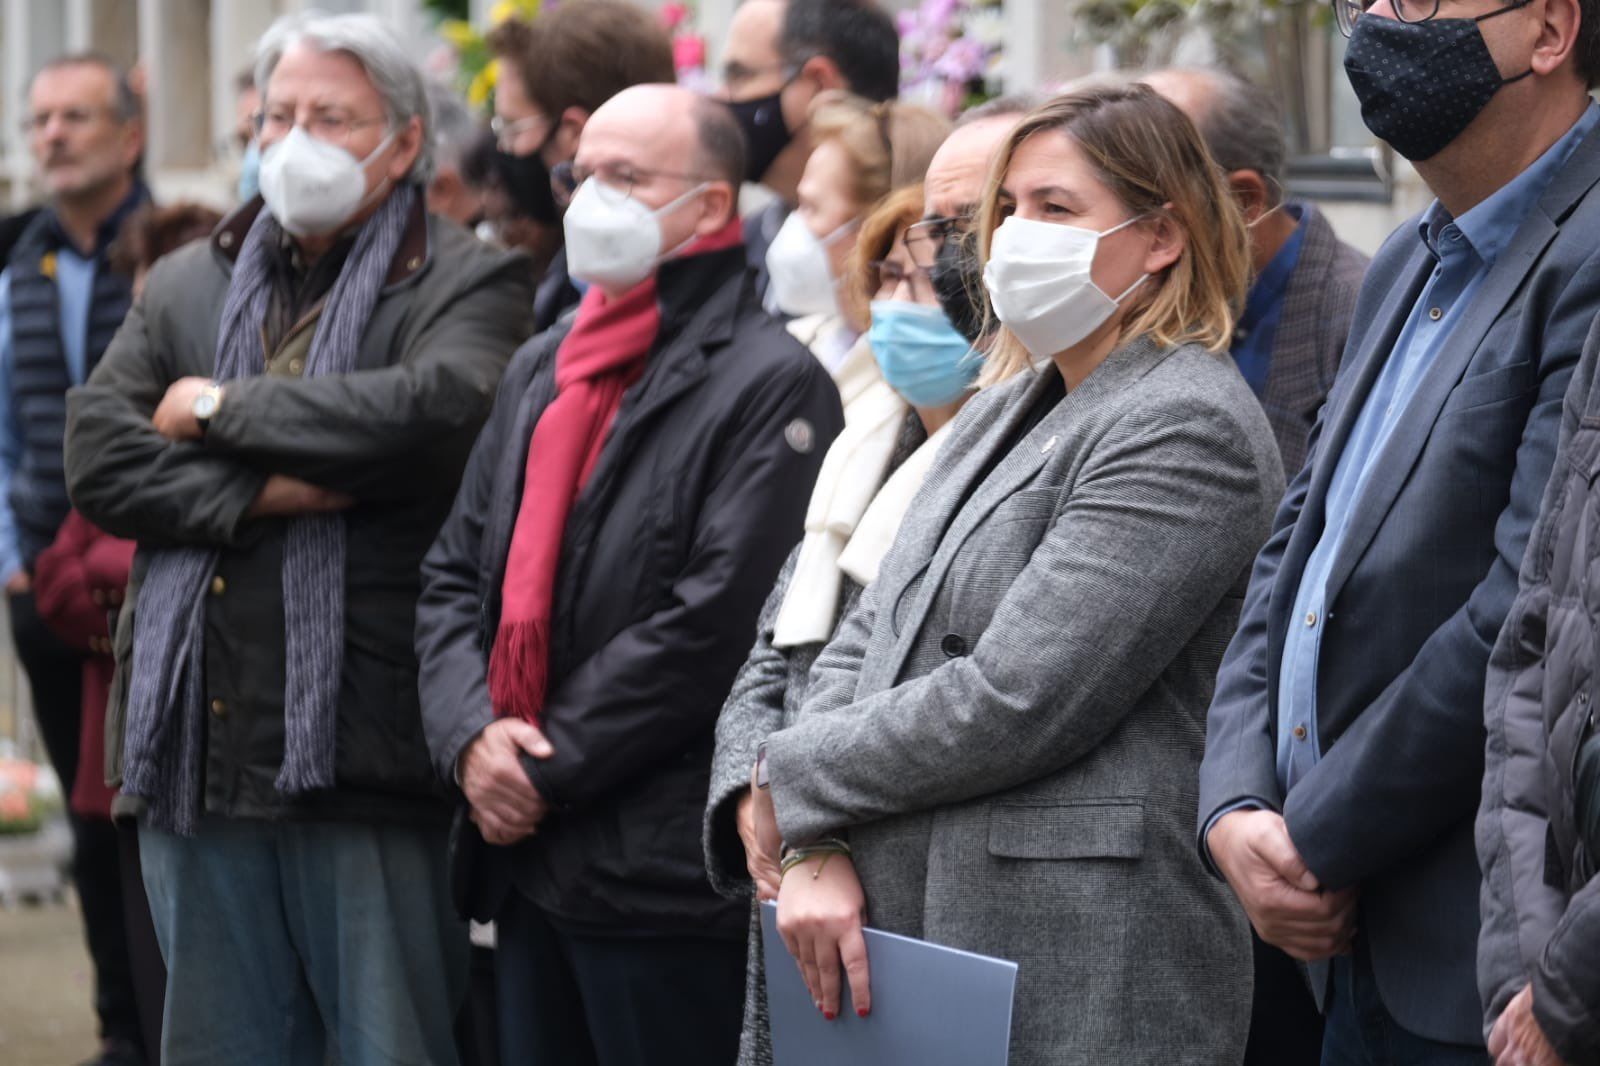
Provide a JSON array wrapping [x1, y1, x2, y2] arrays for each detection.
[[0, 750, 62, 836], [428, 0, 546, 112], [662, 2, 712, 93], [897, 0, 1006, 117]]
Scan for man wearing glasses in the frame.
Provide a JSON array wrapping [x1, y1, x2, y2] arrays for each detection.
[[1199, 0, 1600, 1062], [66, 14, 535, 1062], [0, 52, 148, 1066], [717, 0, 900, 294], [417, 84, 842, 1064], [485, 0, 676, 333], [904, 96, 1039, 351]]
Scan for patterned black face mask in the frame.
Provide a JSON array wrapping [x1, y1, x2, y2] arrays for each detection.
[[1343, 0, 1533, 162], [930, 231, 986, 345]]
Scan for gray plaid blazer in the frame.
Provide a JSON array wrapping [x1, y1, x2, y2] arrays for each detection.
[[764, 336, 1285, 1065], [1261, 203, 1370, 475]]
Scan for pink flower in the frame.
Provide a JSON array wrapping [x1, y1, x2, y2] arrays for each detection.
[[674, 33, 706, 72], [660, 2, 690, 30]]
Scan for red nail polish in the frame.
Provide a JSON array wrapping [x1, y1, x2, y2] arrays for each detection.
[[825, 1010, 837, 1021], [857, 1007, 869, 1019]]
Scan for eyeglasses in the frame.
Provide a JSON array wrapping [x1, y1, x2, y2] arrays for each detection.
[[1333, 0, 1452, 35], [256, 107, 388, 146], [20, 105, 120, 135], [904, 214, 971, 269], [551, 160, 714, 202], [490, 114, 547, 152], [871, 259, 936, 302]]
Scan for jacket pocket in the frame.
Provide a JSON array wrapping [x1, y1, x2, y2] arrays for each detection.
[[986, 800, 1145, 860]]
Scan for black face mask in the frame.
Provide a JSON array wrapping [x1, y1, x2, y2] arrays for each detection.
[[930, 231, 986, 345], [728, 87, 793, 184], [492, 125, 561, 224], [1344, 1, 1533, 162]]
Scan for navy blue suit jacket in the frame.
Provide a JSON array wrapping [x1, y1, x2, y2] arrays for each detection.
[[1198, 122, 1600, 1045]]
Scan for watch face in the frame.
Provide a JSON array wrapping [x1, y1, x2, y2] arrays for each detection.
[[193, 392, 218, 420]]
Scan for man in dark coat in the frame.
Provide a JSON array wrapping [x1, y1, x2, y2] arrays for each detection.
[[416, 84, 842, 1066], [0, 53, 147, 1066], [64, 14, 532, 1063]]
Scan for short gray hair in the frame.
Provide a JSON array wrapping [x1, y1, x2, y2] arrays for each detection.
[[426, 81, 481, 178], [1153, 67, 1286, 207], [255, 11, 434, 183]]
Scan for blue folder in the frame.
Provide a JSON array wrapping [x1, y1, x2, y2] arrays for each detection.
[[760, 900, 1018, 1066]]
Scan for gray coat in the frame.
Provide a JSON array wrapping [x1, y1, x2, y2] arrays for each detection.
[[1478, 317, 1600, 1065], [764, 336, 1286, 1065], [1262, 203, 1369, 475]]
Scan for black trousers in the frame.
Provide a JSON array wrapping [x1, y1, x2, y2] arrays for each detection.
[[9, 592, 143, 1052], [1243, 931, 1325, 1066], [496, 893, 746, 1066]]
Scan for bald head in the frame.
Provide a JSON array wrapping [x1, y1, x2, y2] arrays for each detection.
[[575, 84, 740, 269], [1145, 66, 1286, 207], [924, 113, 1020, 221]]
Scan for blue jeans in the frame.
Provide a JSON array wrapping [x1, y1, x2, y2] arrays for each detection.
[[140, 817, 467, 1066], [1321, 941, 1487, 1066]]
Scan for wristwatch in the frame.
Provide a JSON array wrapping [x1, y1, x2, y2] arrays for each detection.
[[754, 742, 770, 791], [192, 381, 224, 435]]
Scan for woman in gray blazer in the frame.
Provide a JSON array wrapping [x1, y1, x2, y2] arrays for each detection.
[[757, 85, 1286, 1065]]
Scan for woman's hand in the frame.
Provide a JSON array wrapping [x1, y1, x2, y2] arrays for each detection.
[[776, 851, 871, 1021], [736, 785, 783, 901]]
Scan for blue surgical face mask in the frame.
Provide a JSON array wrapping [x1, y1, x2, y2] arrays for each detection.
[[868, 299, 980, 407], [237, 139, 261, 202]]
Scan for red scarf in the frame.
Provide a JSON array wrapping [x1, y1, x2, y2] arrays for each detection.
[[488, 217, 744, 723]]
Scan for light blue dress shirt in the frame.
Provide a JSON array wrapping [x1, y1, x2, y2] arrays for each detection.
[[0, 245, 98, 581], [1273, 104, 1600, 795]]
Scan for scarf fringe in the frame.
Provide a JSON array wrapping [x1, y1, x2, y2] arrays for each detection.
[[488, 617, 551, 724]]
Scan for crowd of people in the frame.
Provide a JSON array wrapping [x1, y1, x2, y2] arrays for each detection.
[[1, 0, 1597, 1064]]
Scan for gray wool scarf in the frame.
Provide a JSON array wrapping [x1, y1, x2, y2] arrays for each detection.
[[121, 185, 416, 835]]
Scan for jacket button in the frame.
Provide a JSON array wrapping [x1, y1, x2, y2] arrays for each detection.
[[407, 256, 422, 271], [1292, 725, 1308, 741], [288, 358, 304, 375], [219, 230, 234, 249], [941, 633, 967, 658], [210, 698, 227, 717], [210, 576, 226, 596]]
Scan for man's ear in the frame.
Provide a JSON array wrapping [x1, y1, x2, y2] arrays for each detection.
[[695, 181, 738, 236], [553, 106, 590, 162], [1228, 169, 1273, 225], [798, 53, 847, 94], [386, 114, 424, 183]]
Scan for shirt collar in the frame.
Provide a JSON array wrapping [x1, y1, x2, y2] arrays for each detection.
[[1417, 101, 1600, 267]]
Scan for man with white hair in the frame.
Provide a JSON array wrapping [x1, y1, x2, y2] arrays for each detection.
[[64, 13, 534, 1063]]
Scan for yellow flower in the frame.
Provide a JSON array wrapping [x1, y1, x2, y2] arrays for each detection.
[[39, 251, 55, 280], [468, 58, 499, 108], [439, 19, 477, 49]]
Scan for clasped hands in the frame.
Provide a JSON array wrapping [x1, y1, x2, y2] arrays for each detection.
[[459, 717, 554, 846], [151, 376, 352, 519], [739, 771, 872, 1022], [1206, 808, 1357, 961]]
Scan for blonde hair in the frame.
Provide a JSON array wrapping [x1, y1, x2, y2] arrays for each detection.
[[841, 184, 926, 323], [975, 83, 1250, 387], [808, 90, 952, 208]]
